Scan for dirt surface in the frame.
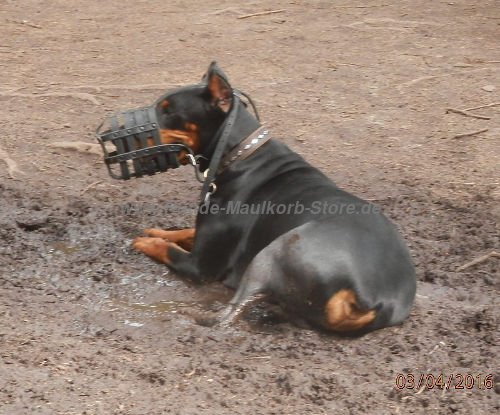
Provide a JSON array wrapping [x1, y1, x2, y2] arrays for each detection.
[[0, 1, 499, 414]]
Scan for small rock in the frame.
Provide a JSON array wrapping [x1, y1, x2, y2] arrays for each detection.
[[483, 275, 494, 286], [91, 274, 103, 282], [124, 320, 144, 328], [481, 85, 496, 92], [15, 214, 49, 231]]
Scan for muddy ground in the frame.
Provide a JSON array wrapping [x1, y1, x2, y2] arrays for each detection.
[[0, 0, 499, 414]]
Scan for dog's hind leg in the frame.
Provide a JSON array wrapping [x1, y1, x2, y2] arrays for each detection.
[[205, 241, 280, 327], [214, 292, 268, 328]]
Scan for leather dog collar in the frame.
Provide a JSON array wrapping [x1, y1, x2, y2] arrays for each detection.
[[218, 126, 271, 172]]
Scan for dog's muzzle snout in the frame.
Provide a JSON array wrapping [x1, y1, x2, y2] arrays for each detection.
[[96, 100, 192, 180]]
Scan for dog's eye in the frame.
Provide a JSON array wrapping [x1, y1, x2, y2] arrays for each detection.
[[159, 99, 170, 109], [158, 99, 171, 115]]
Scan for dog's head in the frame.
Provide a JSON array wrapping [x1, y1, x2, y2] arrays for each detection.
[[97, 62, 237, 179], [156, 61, 234, 158]]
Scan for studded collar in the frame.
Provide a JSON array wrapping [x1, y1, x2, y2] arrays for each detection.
[[218, 126, 271, 173]]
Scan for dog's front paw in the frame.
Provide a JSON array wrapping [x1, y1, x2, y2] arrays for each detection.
[[132, 237, 170, 264], [143, 228, 171, 239]]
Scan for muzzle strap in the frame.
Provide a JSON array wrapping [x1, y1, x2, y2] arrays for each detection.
[[96, 105, 190, 180]]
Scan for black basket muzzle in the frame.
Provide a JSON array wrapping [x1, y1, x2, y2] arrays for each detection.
[[96, 86, 203, 180]]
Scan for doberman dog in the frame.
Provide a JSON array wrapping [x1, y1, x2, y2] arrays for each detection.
[[132, 62, 416, 334]]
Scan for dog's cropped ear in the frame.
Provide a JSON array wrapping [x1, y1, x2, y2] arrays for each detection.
[[204, 61, 233, 113]]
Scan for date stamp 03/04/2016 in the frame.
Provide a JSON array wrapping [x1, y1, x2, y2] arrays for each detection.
[[395, 373, 495, 391]]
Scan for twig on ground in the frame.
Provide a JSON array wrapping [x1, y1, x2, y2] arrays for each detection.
[[246, 356, 272, 360], [397, 68, 491, 91], [0, 146, 24, 179], [336, 62, 364, 67], [81, 181, 103, 195], [355, 17, 438, 26], [209, 7, 242, 15], [446, 108, 491, 120], [456, 251, 499, 272], [344, 22, 408, 32], [48, 141, 103, 156], [8, 19, 42, 29], [415, 383, 427, 395], [451, 128, 488, 139], [397, 75, 438, 90], [1, 91, 100, 105], [462, 102, 500, 111], [345, 17, 438, 32], [334, 4, 390, 8], [238, 9, 285, 19], [428, 341, 445, 355], [64, 84, 171, 91]]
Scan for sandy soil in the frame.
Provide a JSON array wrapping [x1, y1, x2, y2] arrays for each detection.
[[0, 1, 499, 414]]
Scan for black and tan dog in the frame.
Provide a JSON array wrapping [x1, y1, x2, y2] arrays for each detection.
[[132, 62, 416, 334]]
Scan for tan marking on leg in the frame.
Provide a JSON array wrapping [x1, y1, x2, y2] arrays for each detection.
[[325, 289, 376, 332], [132, 237, 187, 265], [143, 228, 195, 251]]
